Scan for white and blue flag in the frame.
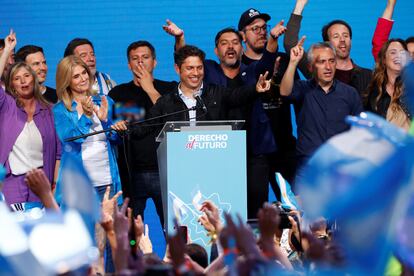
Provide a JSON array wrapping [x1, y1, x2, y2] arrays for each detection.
[[297, 112, 414, 274]]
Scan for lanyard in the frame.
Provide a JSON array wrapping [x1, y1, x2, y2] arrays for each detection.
[[96, 72, 105, 96]]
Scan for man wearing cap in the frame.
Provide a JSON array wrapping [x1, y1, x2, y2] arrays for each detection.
[[64, 38, 116, 97], [238, 8, 274, 65], [15, 45, 58, 103], [238, 8, 301, 204]]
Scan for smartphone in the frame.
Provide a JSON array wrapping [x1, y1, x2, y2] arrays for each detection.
[[178, 225, 188, 244]]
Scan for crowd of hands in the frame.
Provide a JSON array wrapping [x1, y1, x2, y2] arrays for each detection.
[[21, 168, 344, 275]]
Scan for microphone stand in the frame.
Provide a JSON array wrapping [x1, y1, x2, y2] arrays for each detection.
[[64, 106, 198, 142]]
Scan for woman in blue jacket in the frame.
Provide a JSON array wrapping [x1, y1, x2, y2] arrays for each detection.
[[53, 55, 126, 204]]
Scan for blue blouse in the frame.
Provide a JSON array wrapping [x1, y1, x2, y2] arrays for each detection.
[[52, 97, 123, 205]]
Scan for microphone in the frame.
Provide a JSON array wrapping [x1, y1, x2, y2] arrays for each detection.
[[193, 91, 207, 113]]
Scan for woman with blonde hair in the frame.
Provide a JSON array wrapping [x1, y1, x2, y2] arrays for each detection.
[[366, 39, 411, 130], [0, 31, 60, 211], [53, 55, 126, 203]]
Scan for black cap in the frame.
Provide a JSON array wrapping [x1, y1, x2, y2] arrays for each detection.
[[238, 8, 271, 31]]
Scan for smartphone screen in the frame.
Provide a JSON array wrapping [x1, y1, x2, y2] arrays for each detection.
[[178, 225, 188, 244]]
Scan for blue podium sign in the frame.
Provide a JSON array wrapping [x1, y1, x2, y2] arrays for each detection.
[[158, 128, 246, 248]]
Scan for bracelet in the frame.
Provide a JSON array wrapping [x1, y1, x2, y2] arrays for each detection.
[[270, 33, 278, 40], [207, 230, 218, 244]]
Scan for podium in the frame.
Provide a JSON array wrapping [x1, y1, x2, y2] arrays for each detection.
[[157, 121, 247, 247]]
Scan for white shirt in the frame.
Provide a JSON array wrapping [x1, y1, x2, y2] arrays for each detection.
[[178, 83, 203, 121], [9, 121, 43, 175], [80, 112, 112, 187]]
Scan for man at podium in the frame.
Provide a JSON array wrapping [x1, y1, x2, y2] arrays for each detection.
[[137, 45, 272, 125]]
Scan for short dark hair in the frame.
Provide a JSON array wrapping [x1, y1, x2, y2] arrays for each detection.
[[15, 45, 44, 63], [64, 38, 94, 57], [174, 45, 205, 68], [185, 243, 208, 268], [406, 36, 414, 44], [126, 40, 156, 61], [214, 27, 242, 47], [321, 20, 353, 42], [0, 39, 4, 49]]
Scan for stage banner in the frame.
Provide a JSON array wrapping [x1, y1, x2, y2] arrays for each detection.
[[160, 130, 246, 248]]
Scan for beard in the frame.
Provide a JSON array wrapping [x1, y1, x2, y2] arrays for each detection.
[[222, 58, 240, 69]]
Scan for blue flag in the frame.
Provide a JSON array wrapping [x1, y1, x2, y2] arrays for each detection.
[[297, 112, 414, 274], [275, 173, 299, 211], [394, 189, 414, 269], [0, 201, 98, 275], [402, 59, 414, 114], [57, 153, 101, 239]]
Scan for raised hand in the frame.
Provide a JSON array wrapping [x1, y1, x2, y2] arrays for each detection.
[[257, 203, 280, 241], [200, 200, 222, 231], [290, 36, 306, 64], [134, 63, 155, 92], [168, 220, 187, 267], [294, 0, 309, 15], [113, 198, 130, 236], [80, 96, 94, 117], [138, 223, 153, 254], [383, 0, 397, 19], [101, 185, 122, 221], [4, 29, 17, 51], [93, 96, 108, 121], [25, 168, 59, 210], [224, 213, 262, 258], [256, 71, 271, 93], [162, 19, 184, 37], [270, 20, 287, 40], [0, 29, 17, 77]]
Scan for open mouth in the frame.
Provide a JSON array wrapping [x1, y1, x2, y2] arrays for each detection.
[[338, 44, 347, 51], [392, 59, 401, 65], [226, 51, 236, 58], [189, 76, 200, 83]]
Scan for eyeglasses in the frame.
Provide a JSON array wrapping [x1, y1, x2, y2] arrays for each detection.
[[245, 24, 270, 35]]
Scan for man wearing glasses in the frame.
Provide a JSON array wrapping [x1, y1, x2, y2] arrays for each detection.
[[238, 8, 300, 205], [238, 8, 274, 65]]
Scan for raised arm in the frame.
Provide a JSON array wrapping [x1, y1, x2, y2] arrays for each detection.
[[0, 30, 16, 79], [372, 0, 396, 61], [284, 0, 311, 79], [162, 19, 186, 51], [280, 37, 305, 96], [266, 20, 287, 54]]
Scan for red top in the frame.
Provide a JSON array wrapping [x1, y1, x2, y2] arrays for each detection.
[[372, 17, 394, 61]]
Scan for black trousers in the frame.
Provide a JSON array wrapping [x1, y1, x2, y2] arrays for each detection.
[[247, 150, 297, 219]]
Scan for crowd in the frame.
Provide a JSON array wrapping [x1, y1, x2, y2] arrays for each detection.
[[0, 0, 413, 274]]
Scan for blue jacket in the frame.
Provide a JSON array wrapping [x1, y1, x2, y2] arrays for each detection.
[[203, 48, 278, 155], [52, 97, 122, 205]]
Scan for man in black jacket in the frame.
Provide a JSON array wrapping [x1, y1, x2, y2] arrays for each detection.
[[138, 45, 271, 128], [109, 41, 177, 228], [130, 46, 272, 219]]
